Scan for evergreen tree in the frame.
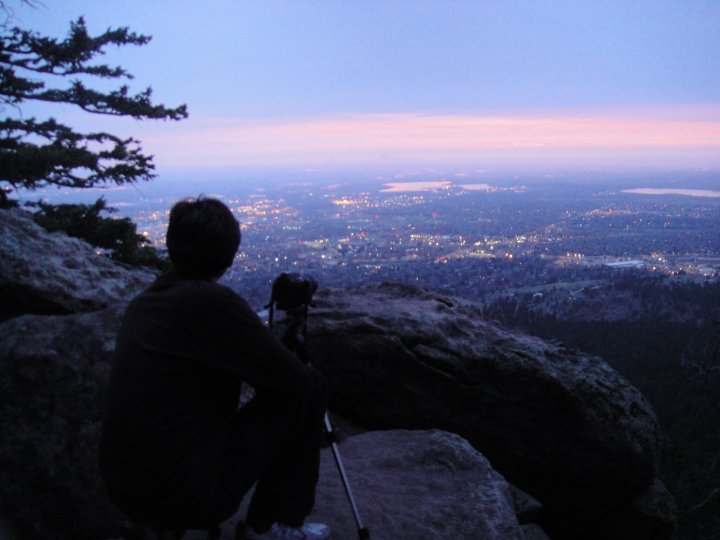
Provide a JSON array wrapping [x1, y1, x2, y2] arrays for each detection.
[[31, 197, 170, 270], [0, 4, 187, 206]]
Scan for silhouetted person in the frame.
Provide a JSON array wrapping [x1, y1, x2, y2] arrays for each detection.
[[99, 197, 330, 540]]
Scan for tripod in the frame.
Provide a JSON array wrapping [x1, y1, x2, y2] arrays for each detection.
[[267, 275, 370, 540]]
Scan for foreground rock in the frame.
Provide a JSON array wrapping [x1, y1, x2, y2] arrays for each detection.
[[0, 305, 126, 540], [0, 306, 535, 540], [305, 283, 676, 540], [0, 210, 674, 539], [232, 429, 527, 540], [312, 429, 523, 539], [0, 208, 154, 322]]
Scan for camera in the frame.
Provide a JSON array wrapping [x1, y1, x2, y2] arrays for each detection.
[[270, 272, 318, 312]]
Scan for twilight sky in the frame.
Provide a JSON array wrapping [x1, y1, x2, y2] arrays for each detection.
[[14, 0, 720, 175]]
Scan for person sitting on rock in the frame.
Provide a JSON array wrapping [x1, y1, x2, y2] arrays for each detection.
[[99, 197, 331, 540]]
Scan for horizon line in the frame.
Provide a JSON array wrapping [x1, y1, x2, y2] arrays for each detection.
[[134, 108, 720, 170]]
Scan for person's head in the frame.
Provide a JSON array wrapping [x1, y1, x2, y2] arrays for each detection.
[[166, 197, 241, 279]]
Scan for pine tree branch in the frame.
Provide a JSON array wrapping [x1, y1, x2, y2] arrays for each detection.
[[1, 17, 148, 78], [0, 11, 187, 194], [21, 81, 188, 119], [0, 117, 156, 190], [0, 18, 188, 119]]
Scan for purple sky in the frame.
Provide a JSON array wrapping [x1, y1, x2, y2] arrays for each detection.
[[12, 0, 720, 176]]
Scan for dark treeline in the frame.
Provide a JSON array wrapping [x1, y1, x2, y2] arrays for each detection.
[[482, 276, 720, 540]]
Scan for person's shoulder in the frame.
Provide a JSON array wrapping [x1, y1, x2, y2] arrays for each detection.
[[201, 280, 247, 304], [175, 276, 242, 302], [145, 271, 256, 309], [191, 281, 261, 327], [142, 272, 236, 304]]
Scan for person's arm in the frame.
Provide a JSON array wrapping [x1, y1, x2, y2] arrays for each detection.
[[200, 284, 317, 397]]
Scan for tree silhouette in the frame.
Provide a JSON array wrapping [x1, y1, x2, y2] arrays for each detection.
[[30, 197, 170, 270], [0, 7, 187, 206]]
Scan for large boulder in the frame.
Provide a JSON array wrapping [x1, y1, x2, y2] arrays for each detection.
[[0, 305, 126, 540], [311, 429, 523, 539], [0, 208, 154, 322], [304, 283, 675, 539], [234, 429, 529, 540], [0, 306, 535, 540]]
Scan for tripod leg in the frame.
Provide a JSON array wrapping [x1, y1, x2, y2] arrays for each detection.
[[323, 414, 370, 539]]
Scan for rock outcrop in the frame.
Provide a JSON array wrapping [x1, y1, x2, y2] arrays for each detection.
[[0, 212, 676, 539], [0, 305, 126, 540], [0, 208, 154, 322], [0, 303, 530, 539], [304, 283, 676, 540], [311, 429, 523, 539], [235, 429, 528, 540]]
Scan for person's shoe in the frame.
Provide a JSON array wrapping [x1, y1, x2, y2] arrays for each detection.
[[243, 522, 331, 540]]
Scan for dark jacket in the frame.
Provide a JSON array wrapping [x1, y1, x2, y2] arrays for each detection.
[[99, 270, 315, 526]]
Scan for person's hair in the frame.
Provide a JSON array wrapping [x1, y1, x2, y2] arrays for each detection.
[[166, 197, 241, 279]]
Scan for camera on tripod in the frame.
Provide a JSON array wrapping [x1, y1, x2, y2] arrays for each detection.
[[269, 273, 318, 312], [266, 273, 318, 359], [266, 272, 370, 539]]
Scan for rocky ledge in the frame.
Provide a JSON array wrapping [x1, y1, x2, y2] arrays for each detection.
[[302, 283, 676, 540], [0, 208, 153, 322], [0, 304, 537, 540], [0, 211, 676, 539]]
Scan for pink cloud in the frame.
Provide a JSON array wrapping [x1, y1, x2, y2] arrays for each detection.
[[142, 109, 720, 169]]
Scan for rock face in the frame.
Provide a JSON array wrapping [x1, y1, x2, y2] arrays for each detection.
[[304, 283, 675, 540], [0, 305, 126, 540], [0, 216, 676, 539], [234, 429, 526, 540], [0, 306, 532, 540], [0, 208, 154, 322], [312, 429, 522, 540]]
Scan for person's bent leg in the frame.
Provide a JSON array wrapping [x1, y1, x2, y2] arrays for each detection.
[[243, 368, 328, 532]]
